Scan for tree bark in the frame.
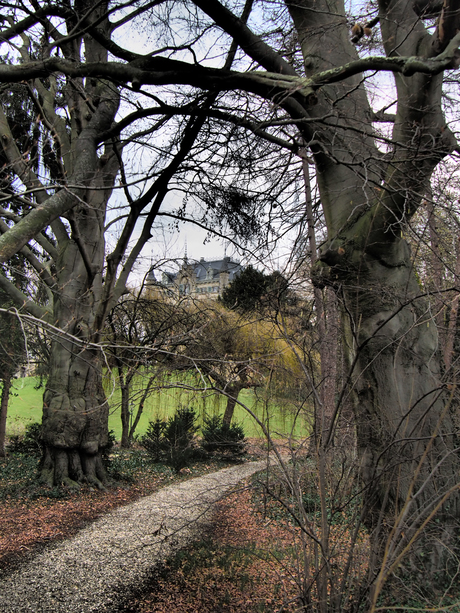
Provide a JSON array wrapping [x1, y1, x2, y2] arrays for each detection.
[[339, 238, 458, 511], [285, 0, 460, 568], [0, 372, 11, 457], [222, 384, 242, 426], [39, 87, 120, 486], [41, 272, 110, 488], [40, 241, 111, 487]]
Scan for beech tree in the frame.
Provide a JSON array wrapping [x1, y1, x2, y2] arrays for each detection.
[[0, 0, 268, 487], [1, 0, 460, 573]]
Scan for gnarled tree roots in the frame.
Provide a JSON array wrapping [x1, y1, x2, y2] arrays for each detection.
[[39, 446, 108, 490]]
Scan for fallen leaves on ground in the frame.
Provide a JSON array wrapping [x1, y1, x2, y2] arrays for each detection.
[[0, 440, 269, 574], [1, 441, 370, 612], [0, 474, 166, 571], [130, 487, 301, 612]]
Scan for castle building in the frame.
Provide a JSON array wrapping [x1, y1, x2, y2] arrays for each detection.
[[147, 256, 244, 299]]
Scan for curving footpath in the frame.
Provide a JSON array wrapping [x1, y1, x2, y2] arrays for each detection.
[[0, 461, 268, 613]]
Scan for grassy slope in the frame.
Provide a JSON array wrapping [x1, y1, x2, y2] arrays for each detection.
[[5, 376, 309, 440]]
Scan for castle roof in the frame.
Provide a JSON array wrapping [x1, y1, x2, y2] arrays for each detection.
[[149, 256, 244, 284], [193, 256, 243, 282]]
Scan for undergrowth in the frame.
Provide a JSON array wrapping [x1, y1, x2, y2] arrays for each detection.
[[0, 446, 231, 502]]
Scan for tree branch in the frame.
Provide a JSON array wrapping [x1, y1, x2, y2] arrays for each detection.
[[0, 220, 56, 289], [0, 6, 71, 41], [0, 85, 119, 264], [0, 39, 458, 107], [67, 212, 98, 285], [0, 274, 48, 320]]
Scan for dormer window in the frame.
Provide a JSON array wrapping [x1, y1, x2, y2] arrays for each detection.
[[207, 267, 213, 280]]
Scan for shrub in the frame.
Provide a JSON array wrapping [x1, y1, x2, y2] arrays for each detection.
[[201, 415, 246, 457], [8, 422, 43, 456], [141, 408, 200, 472], [163, 408, 200, 472], [141, 418, 167, 463]]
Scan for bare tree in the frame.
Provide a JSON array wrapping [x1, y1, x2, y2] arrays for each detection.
[[107, 286, 204, 447], [0, 0, 268, 486], [0, 1, 460, 576]]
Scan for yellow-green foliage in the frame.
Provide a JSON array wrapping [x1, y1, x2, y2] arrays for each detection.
[[182, 299, 314, 399], [6, 374, 311, 441], [103, 368, 310, 440]]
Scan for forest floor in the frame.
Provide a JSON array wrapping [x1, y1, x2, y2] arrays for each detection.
[[2, 440, 450, 612], [0, 440, 301, 612]]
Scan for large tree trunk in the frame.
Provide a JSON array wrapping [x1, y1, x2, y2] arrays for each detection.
[[286, 0, 460, 572], [40, 132, 119, 487], [40, 219, 110, 487], [337, 238, 459, 521], [41, 346, 109, 488]]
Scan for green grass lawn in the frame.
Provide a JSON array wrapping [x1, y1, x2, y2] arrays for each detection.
[[4, 377, 43, 435], [5, 375, 310, 441]]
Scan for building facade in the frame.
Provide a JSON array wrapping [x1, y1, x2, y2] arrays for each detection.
[[148, 256, 244, 299]]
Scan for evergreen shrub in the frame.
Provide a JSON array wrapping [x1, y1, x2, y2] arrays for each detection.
[[8, 422, 43, 456], [141, 408, 200, 472], [201, 415, 246, 457]]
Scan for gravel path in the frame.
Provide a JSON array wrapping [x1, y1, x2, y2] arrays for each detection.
[[0, 460, 268, 613]]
